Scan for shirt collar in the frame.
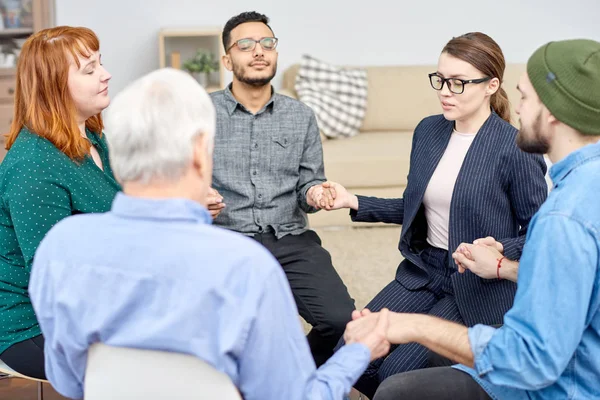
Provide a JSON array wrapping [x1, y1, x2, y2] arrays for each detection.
[[223, 83, 276, 116], [550, 139, 600, 185], [85, 128, 101, 146], [111, 192, 212, 225]]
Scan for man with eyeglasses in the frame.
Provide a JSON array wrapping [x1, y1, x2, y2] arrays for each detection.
[[208, 11, 356, 367]]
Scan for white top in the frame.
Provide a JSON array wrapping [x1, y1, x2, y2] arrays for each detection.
[[423, 130, 476, 250]]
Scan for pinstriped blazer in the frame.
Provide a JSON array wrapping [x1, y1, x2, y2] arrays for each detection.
[[352, 113, 548, 326]]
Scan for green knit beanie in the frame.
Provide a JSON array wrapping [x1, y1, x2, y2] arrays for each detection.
[[527, 39, 600, 135]]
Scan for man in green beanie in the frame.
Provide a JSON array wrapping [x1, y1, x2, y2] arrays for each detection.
[[346, 38, 600, 400]]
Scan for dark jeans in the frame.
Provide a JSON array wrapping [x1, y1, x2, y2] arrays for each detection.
[[0, 334, 46, 379], [373, 367, 491, 400], [336, 246, 464, 398], [427, 350, 455, 367], [253, 230, 355, 366]]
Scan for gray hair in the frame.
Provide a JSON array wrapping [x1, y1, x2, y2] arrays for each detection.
[[104, 68, 215, 184]]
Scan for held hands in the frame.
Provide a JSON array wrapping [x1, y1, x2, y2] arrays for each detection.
[[306, 181, 359, 211], [453, 236, 503, 269], [322, 181, 358, 210], [452, 237, 504, 280], [307, 184, 335, 210], [344, 308, 422, 354], [343, 308, 391, 361], [206, 188, 226, 219], [473, 236, 504, 253], [454, 236, 503, 265]]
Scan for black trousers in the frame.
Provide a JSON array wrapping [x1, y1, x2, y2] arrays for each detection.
[[335, 246, 464, 398], [0, 334, 46, 379], [253, 230, 355, 366], [373, 367, 491, 400]]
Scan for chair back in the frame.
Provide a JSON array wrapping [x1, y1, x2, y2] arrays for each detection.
[[84, 343, 242, 400]]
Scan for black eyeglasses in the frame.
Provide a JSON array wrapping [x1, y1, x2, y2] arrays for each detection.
[[428, 73, 491, 94], [227, 37, 278, 53]]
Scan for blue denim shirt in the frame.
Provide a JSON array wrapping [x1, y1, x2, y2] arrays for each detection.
[[454, 140, 600, 399], [29, 193, 369, 400]]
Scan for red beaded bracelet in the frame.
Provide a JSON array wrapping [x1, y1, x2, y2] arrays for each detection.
[[497, 256, 506, 279]]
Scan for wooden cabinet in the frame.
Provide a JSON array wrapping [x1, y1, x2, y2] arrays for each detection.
[[0, 57, 16, 163], [158, 28, 226, 93], [0, 76, 16, 100], [0, 0, 54, 163], [0, 129, 7, 161]]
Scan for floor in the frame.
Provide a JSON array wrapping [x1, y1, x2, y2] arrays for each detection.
[[0, 376, 67, 400]]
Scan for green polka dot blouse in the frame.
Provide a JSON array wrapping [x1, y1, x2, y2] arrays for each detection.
[[0, 128, 121, 354]]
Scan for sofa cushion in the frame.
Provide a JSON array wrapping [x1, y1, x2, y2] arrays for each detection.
[[295, 55, 368, 139], [360, 66, 442, 132], [323, 130, 413, 188]]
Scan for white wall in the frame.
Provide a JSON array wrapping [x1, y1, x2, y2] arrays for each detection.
[[56, 0, 600, 95]]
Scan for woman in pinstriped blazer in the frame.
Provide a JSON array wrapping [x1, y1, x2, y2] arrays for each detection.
[[323, 33, 548, 398]]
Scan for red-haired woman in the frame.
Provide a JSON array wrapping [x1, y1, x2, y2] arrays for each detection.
[[0, 26, 120, 379]]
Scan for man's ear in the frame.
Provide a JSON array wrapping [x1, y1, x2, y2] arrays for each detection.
[[541, 103, 558, 126], [222, 54, 233, 72], [192, 133, 210, 180]]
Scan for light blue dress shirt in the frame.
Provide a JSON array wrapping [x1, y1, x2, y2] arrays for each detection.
[[454, 140, 600, 399], [29, 193, 370, 400]]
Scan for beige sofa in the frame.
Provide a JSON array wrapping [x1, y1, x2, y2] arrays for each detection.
[[280, 63, 527, 228]]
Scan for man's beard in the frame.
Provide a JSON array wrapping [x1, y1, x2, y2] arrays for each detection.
[[516, 112, 550, 154], [233, 61, 277, 87]]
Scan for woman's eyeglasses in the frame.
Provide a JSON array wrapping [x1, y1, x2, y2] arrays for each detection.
[[428, 73, 491, 94]]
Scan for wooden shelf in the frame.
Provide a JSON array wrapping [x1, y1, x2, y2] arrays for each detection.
[[158, 27, 226, 90], [159, 27, 221, 38], [0, 28, 34, 37], [0, 0, 54, 165], [0, 68, 16, 77]]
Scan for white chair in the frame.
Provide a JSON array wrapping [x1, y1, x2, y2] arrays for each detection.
[[0, 359, 47, 400], [84, 343, 242, 400]]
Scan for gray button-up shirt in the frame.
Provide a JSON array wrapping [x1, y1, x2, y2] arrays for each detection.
[[210, 85, 325, 238]]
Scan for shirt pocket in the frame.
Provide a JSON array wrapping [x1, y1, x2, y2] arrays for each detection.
[[272, 136, 291, 148], [270, 135, 301, 175]]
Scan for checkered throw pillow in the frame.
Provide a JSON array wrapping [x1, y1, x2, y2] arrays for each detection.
[[295, 55, 368, 139]]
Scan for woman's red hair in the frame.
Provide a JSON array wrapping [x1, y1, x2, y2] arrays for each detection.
[[4, 26, 103, 160]]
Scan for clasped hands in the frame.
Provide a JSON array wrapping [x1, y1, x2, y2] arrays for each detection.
[[205, 181, 344, 220], [343, 308, 424, 360], [343, 308, 392, 361], [452, 236, 504, 279], [306, 181, 357, 210]]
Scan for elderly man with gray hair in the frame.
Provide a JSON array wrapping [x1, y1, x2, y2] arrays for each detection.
[[27, 68, 391, 400]]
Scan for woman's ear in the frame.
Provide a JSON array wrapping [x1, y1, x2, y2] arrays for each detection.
[[487, 77, 500, 96]]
